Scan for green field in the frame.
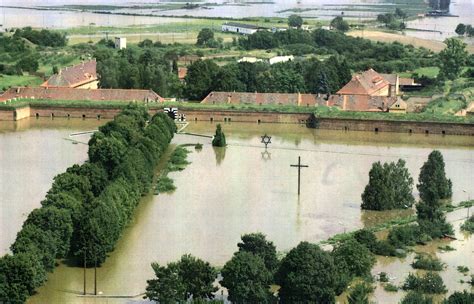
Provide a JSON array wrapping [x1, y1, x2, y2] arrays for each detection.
[[0, 75, 43, 90]]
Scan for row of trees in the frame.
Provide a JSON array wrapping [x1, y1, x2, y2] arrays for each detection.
[[184, 56, 351, 100], [361, 150, 453, 238], [455, 23, 474, 37], [13, 27, 68, 47], [145, 233, 376, 303], [0, 105, 177, 303]]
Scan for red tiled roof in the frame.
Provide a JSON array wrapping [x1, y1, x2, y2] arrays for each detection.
[[41, 60, 98, 88], [0, 87, 163, 103], [337, 69, 390, 96], [178, 67, 188, 80]]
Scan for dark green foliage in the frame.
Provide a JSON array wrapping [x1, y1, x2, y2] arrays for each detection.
[[460, 215, 474, 233], [372, 240, 401, 257], [15, 56, 39, 73], [220, 251, 274, 303], [444, 291, 474, 303], [378, 272, 389, 282], [288, 15, 303, 28], [417, 150, 454, 238], [438, 38, 468, 80], [212, 124, 226, 147], [387, 225, 420, 248], [237, 233, 279, 274], [401, 291, 433, 304], [354, 229, 378, 252], [145, 254, 218, 302], [456, 266, 469, 273], [155, 176, 176, 194], [411, 254, 444, 271], [196, 28, 215, 46], [384, 283, 398, 292], [332, 239, 376, 278], [185, 59, 219, 100], [347, 282, 374, 304], [276, 242, 336, 303], [402, 272, 447, 294], [455, 23, 466, 36], [13, 27, 68, 47], [330, 16, 349, 32], [168, 146, 191, 172], [361, 159, 414, 210]]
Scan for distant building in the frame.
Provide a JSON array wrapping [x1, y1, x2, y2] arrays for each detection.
[[0, 87, 163, 103], [337, 69, 391, 97], [237, 57, 263, 63], [41, 60, 98, 89], [269, 55, 294, 65], [178, 67, 188, 83], [115, 37, 127, 49], [221, 22, 263, 35], [389, 99, 408, 114]]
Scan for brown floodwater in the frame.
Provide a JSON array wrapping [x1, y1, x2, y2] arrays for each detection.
[[1, 120, 472, 303]]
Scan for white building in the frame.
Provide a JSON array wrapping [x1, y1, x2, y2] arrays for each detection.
[[237, 57, 263, 63], [115, 37, 127, 50], [221, 22, 262, 35], [269, 55, 294, 65]]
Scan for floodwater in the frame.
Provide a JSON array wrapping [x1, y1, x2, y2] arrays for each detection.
[[2, 120, 467, 303], [0, 118, 105, 255]]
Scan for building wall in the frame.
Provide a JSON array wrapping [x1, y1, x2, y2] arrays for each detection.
[[75, 80, 99, 89], [221, 25, 257, 35]]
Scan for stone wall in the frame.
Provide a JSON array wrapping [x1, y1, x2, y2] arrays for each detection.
[[180, 109, 312, 124]]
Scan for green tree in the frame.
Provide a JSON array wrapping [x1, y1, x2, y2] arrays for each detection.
[[332, 239, 376, 278], [444, 291, 474, 304], [184, 59, 219, 100], [276, 242, 336, 303], [416, 151, 454, 238], [438, 38, 468, 80], [220, 251, 273, 303], [212, 124, 226, 147], [361, 159, 415, 211], [237, 233, 279, 274], [401, 291, 433, 304], [196, 28, 214, 46], [145, 254, 217, 302], [288, 14, 303, 28], [455, 23, 466, 36], [16, 56, 39, 73], [395, 8, 407, 19], [347, 282, 374, 304], [330, 16, 350, 32]]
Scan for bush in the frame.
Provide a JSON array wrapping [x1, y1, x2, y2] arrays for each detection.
[[168, 146, 190, 172], [460, 216, 474, 233], [212, 124, 226, 147], [387, 225, 420, 248], [332, 239, 376, 278], [457, 266, 469, 274], [401, 291, 433, 304], [444, 291, 474, 303], [402, 272, 447, 294], [378, 272, 389, 282], [347, 282, 374, 304], [411, 254, 444, 271], [155, 176, 176, 194], [383, 283, 398, 292]]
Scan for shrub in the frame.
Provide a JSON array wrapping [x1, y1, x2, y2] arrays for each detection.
[[460, 216, 474, 233], [457, 266, 469, 274], [387, 225, 420, 248], [354, 229, 378, 252], [383, 283, 398, 292], [402, 272, 447, 294], [401, 291, 433, 304], [332, 239, 376, 278], [444, 291, 474, 303], [378, 272, 389, 282], [155, 176, 176, 194], [411, 254, 444, 271], [347, 282, 374, 304], [212, 124, 226, 147]]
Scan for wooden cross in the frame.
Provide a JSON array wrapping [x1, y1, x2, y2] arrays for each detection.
[[290, 156, 309, 195]]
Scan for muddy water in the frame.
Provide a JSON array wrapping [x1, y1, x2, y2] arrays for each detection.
[[18, 121, 473, 303], [0, 118, 105, 256]]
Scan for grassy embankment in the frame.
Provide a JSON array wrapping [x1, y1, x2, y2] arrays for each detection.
[[0, 75, 43, 88]]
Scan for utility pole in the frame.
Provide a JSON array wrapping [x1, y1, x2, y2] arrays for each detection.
[[83, 250, 86, 295], [290, 156, 309, 195]]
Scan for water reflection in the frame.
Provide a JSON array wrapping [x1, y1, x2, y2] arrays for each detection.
[[213, 146, 226, 165]]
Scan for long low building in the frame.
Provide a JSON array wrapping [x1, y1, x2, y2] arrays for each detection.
[[0, 87, 164, 103], [221, 22, 265, 35], [201, 91, 398, 112]]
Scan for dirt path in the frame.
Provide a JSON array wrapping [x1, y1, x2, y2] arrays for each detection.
[[348, 30, 474, 53]]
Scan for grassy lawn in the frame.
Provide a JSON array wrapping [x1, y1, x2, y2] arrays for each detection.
[[0, 75, 43, 90], [399, 66, 439, 79]]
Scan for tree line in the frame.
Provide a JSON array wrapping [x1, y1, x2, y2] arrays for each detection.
[[0, 105, 177, 303], [13, 27, 68, 47]]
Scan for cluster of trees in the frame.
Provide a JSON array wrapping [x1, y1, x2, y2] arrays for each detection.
[[455, 23, 474, 37], [376, 9, 407, 30], [360, 150, 453, 245], [145, 233, 376, 303], [212, 124, 226, 147], [95, 47, 182, 97], [239, 28, 433, 73], [0, 105, 176, 303], [184, 56, 351, 100], [438, 38, 469, 81], [0, 34, 39, 75], [330, 16, 349, 32], [13, 27, 68, 47]]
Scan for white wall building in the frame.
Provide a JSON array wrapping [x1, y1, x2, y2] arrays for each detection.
[[115, 37, 127, 50], [221, 22, 262, 35], [269, 55, 294, 65], [237, 57, 263, 63]]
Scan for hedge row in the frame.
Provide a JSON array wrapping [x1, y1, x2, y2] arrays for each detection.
[[0, 105, 176, 303]]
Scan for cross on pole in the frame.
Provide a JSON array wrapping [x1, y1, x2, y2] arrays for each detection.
[[290, 156, 308, 195]]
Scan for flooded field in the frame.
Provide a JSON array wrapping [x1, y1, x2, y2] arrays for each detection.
[[0, 120, 468, 303]]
